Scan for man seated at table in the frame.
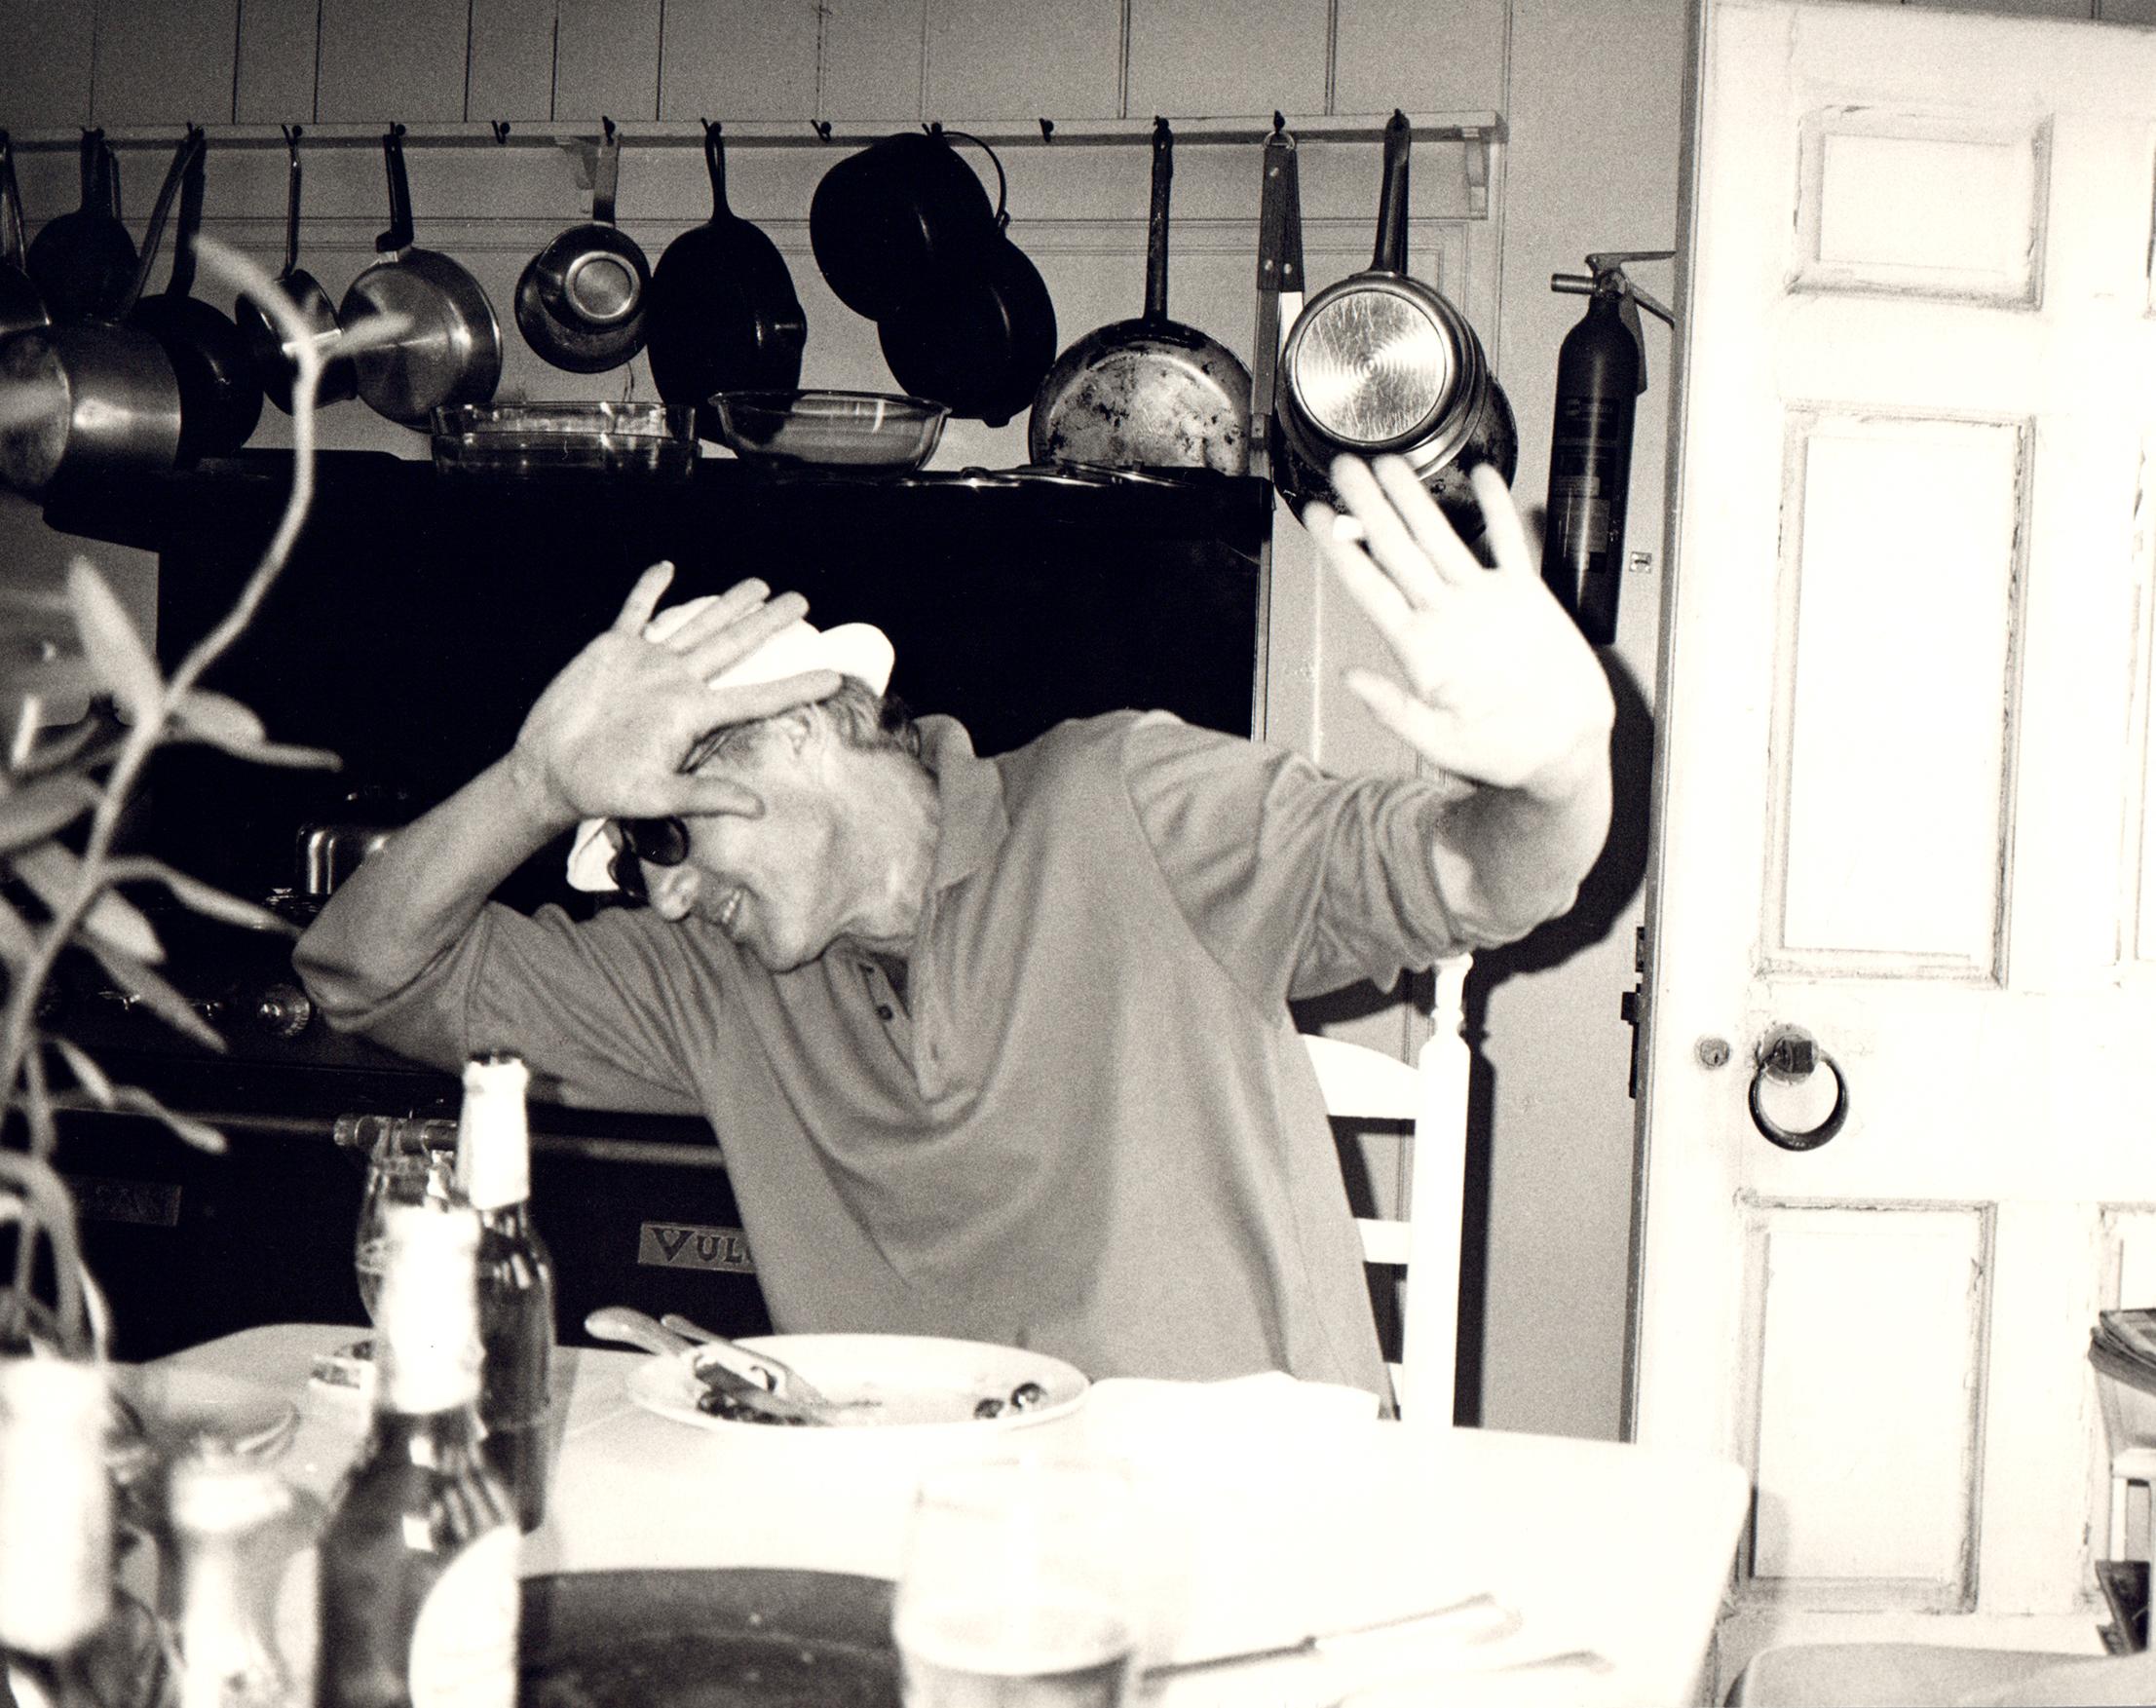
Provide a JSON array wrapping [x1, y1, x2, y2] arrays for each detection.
[[293, 455, 1615, 1406]]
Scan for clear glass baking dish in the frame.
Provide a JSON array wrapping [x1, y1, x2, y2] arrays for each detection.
[[431, 401, 699, 478]]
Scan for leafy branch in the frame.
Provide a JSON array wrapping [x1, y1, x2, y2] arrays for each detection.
[[0, 247, 405, 1355]]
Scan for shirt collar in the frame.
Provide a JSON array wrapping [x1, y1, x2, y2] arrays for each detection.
[[917, 715, 1007, 895]]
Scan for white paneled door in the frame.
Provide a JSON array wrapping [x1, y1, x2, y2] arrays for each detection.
[[1636, 0, 2156, 1681]]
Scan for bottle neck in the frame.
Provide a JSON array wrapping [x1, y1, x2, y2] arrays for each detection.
[[456, 1070, 531, 1214]]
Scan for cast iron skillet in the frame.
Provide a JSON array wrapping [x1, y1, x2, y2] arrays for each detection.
[[130, 125, 264, 461], [808, 127, 996, 321], [1027, 117, 1250, 474], [26, 130, 138, 324], [644, 121, 805, 431], [238, 125, 353, 412], [517, 1568, 897, 1708], [873, 133, 1055, 429]]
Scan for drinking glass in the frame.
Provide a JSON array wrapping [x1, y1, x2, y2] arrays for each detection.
[[352, 1120, 456, 1323], [891, 1459, 1138, 1708]]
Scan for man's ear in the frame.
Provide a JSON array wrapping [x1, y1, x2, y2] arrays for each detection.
[[767, 703, 822, 756], [646, 860, 701, 922]]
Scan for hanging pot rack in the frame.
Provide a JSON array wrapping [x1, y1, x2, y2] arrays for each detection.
[[7, 113, 1501, 217]]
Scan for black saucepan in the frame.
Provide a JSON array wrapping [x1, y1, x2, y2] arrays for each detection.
[[26, 131, 138, 324], [0, 131, 51, 341], [130, 127, 263, 461], [645, 121, 805, 428], [1028, 118, 1250, 474], [0, 132, 192, 495], [516, 118, 651, 375], [808, 127, 996, 322], [873, 134, 1055, 429], [238, 126, 353, 412], [340, 124, 503, 429]]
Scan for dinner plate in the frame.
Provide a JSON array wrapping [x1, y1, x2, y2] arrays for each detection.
[[623, 1333, 1089, 1436], [518, 1568, 898, 1708]]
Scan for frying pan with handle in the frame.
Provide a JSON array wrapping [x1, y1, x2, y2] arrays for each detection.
[[644, 121, 805, 431], [516, 117, 652, 375], [873, 133, 1055, 430], [237, 126, 353, 412], [1027, 117, 1250, 474], [129, 126, 264, 461], [0, 131, 51, 340], [340, 124, 503, 429], [26, 131, 138, 324]]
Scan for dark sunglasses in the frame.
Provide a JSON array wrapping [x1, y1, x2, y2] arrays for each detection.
[[607, 816, 689, 902]]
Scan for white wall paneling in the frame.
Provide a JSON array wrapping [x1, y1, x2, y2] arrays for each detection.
[[316, 0, 473, 123], [468, 0, 559, 123], [92, 0, 242, 129]]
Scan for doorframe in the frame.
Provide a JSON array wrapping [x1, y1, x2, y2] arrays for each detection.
[[1621, 0, 1717, 1450]]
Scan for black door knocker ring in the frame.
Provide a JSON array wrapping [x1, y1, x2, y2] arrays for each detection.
[[1748, 1025, 1848, 1152]]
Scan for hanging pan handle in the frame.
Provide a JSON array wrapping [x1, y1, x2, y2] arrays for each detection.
[[376, 123, 414, 254], [1373, 108, 1411, 274], [1144, 115, 1173, 323]]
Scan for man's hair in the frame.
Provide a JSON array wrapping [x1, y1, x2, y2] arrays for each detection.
[[685, 677, 922, 772]]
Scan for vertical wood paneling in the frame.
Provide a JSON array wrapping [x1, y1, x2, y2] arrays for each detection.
[[924, 0, 1119, 120], [93, 0, 241, 125], [469, 0, 558, 121], [1125, 0, 1326, 120], [659, 0, 819, 121], [817, 0, 926, 120], [317, 0, 472, 122], [235, 0, 322, 122], [1334, 0, 1506, 115], [0, 0, 95, 126], [554, 0, 661, 120]]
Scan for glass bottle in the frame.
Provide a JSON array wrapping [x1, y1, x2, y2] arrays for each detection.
[[453, 1053, 556, 1535], [161, 1448, 303, 1708], [0, 1358, 164, 1708], [313, 1203, 518, 1708]]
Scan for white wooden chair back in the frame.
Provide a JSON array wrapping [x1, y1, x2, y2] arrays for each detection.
[[1301, 955, 1472, 1422]]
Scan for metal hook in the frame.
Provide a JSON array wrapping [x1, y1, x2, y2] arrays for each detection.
[[812, 119, 832, 140], [283, 123, 303, 148], [602, 115, 617, 145], [1039, 117, 1055, 142], [490, 119, 511, 144]]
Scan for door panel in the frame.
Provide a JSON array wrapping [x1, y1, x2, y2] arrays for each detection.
[[1638, 0, 2156, 1676]]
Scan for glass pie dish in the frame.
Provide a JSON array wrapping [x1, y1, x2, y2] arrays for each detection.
[[430, 400, 699, 478], [707, 390, 949, 473]]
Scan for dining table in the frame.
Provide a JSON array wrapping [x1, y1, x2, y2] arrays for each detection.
[[129, 1322, 1750, 1708]]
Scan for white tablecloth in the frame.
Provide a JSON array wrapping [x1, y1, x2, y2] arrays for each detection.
[[147, 1323, 1749, 1707]]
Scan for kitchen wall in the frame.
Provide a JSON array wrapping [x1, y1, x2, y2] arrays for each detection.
[[0, 0, 1690, 1439]]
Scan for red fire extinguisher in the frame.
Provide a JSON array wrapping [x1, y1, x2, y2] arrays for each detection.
[[1542, 249, 1676, 646]]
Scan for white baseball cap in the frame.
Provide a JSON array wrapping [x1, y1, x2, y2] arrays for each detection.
[[565, 601, 896, 892]]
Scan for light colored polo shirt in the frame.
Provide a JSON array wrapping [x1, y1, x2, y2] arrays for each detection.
[[336, 711, 1467, 1396]]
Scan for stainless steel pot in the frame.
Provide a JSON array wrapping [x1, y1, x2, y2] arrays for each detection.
[[515, 119, 650, 375], [341, 125, 502, 428], [1270, 111, 1516, 539], [0, 131, 51, 341], [0, 131, 196, 495]]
